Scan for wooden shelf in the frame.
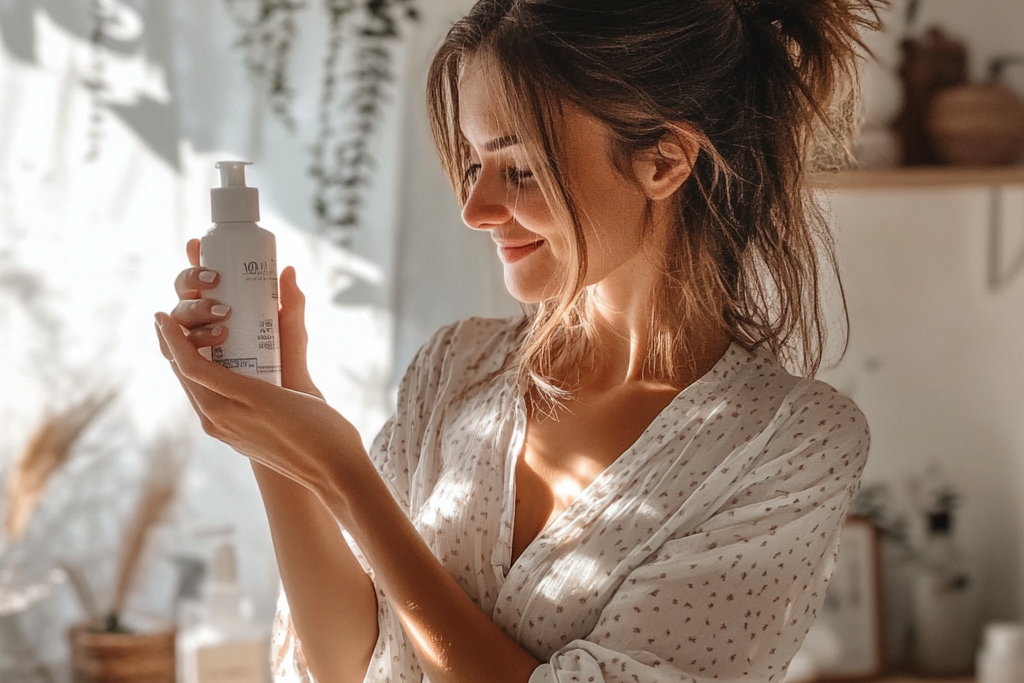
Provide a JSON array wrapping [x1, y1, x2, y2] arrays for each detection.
[[811, 165, 1024, 190]]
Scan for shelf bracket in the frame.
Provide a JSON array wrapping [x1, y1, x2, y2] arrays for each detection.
[[987, 186, 1024, 292]]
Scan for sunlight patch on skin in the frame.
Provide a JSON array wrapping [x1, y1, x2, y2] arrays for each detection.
[[402, 618, 452, 671], [553, 477, 583, 507]]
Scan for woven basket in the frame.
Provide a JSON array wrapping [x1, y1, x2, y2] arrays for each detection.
[[927, 83, 1024, 166], [68, 624, 176, 683]]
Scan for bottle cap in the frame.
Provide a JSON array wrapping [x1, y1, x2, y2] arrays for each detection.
[[211, 160, 260, 223]]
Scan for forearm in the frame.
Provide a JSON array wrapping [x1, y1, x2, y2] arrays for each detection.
[[252, 462, 378, 683], [319, 455, 541, 683]]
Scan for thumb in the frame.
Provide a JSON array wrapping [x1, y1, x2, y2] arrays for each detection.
[[278, 266, 321, 398]]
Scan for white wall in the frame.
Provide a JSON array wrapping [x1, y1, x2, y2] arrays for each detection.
[[0, 0, 408, 669], [916, 0, 1024, 92], [390, 0, 520, 384], [815, 0, 1024, 628], [819, 185, 1024, 624]]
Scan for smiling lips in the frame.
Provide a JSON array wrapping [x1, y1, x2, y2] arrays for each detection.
[[497, 240, 544, 263]]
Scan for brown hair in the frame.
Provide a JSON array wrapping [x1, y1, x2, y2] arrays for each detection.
[[428, 0, 881, 403]]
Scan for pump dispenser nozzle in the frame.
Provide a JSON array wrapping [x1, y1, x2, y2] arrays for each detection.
[[211, 160, 260, 223], [216, 160, 252, 188]]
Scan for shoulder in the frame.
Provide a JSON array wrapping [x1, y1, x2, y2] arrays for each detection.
[[413, 315, 525, 372], [775, 359, 870, 459], [770, 369, 871, 496], [788, 376, 870, 444], [396, 315, 525, 401], [729, 344, 869, 444], [726, 345, 871, 479]]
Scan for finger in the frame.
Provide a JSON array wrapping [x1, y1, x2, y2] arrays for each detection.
[[170, 298, 231, 330], [184, 324, 229, 350], [279, 266, 308, 352], [155, 312, 263, 403], [175, 267, 220, 300], [155, 320, 228, 422], [187, 239, 200, 268], [278, 267, 323, 398], [174, 373, 219, 436], [164, 341, 237, 432], [155, 320, 172, 361]]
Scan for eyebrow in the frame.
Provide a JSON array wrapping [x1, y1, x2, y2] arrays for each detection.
[[483, 135, 519, 152]]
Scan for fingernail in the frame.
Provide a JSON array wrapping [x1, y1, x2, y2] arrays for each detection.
[[199, 270, 217, 283], [212, 325, 226, 336], [211, 304, 230, 317]]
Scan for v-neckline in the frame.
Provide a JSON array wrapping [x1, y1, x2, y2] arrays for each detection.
[[499, 342, 739, 576]]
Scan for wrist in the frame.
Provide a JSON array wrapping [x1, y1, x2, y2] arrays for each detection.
[[311, 428, 376, 524], [282, 371, 323, 399]]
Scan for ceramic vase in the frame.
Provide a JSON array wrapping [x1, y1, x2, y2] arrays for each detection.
[[854, 0, 906, 168]]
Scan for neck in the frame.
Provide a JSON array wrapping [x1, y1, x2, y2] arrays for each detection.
[[582, 255, 730, 392]]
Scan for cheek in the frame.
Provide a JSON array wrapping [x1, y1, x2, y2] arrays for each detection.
[[515, 195, 569, 248], [580, 201, 647, 273]]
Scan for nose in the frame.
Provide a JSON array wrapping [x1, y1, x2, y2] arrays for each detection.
[[461, 168, 513, 231]]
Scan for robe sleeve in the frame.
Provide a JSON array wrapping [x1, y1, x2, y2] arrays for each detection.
[[528, 387, 870, 683]]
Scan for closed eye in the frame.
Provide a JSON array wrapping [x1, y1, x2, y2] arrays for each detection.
[[464, 163, 535, 188], [506, 167, 534, 186]]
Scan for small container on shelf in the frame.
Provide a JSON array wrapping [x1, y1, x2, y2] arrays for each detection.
[[977, 622, 1024, 683], [927, 55, 1024, 167]]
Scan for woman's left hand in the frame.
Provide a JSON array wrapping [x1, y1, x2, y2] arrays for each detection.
[[154, 311, 362, 496]]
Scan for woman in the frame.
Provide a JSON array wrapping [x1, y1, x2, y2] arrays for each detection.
[[155, 0, 878, 681]]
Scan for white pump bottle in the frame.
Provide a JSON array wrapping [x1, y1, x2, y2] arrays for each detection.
[[176, 539, 270, 683], [200, 161, 282, 386]]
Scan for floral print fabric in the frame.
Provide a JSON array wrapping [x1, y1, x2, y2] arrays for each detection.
[[272, 316, 870, 683]]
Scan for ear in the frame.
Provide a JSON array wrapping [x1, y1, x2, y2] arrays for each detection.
[[632, 126, 700, 201]]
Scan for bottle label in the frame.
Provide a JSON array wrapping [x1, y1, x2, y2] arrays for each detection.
[[196, 642, 268, 683], [201, 231, 283, 386]]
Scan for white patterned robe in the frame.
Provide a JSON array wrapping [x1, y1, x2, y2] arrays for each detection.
[[271, 316, 870, 683]]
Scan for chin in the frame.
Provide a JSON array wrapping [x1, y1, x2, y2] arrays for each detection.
[[504, 272, 561, 305]]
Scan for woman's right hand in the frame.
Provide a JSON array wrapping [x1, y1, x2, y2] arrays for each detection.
[[171, 238, 230, 352], [171, 239, 323, 399]]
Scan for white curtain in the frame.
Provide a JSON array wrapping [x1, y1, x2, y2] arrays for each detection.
[[0, 0, 515, 668]]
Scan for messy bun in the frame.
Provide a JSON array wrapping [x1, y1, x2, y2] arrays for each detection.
[[428, 0, 882, 399]]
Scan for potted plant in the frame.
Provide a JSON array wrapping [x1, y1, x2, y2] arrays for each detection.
[[1, 394, 187, 683], [64, 434, 185, 683], [223, 0, 421, 245]]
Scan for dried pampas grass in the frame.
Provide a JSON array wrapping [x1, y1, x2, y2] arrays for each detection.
[[3, 390, 117, 541], [104, 433, 187, 633]]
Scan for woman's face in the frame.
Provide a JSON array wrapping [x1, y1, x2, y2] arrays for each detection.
[[458, 62, 658, 304]]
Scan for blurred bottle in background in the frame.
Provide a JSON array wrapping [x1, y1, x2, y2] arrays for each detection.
[[910, 506, 979, 676]]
